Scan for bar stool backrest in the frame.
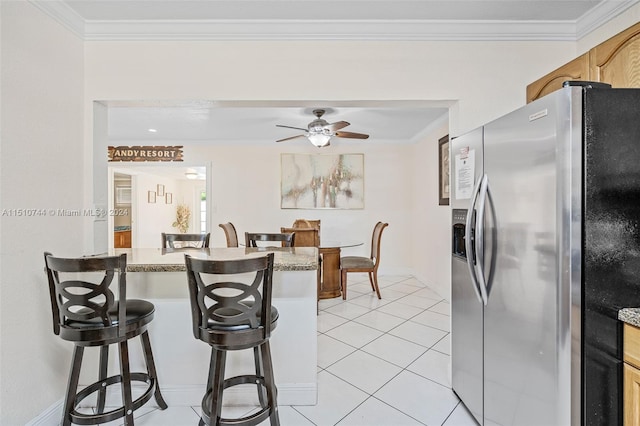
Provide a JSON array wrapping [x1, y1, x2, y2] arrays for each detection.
[[184, 253, 276, 344], [44, 252, 128, 339], [162, 232, 210, 248], [245, 232, 295, 248]]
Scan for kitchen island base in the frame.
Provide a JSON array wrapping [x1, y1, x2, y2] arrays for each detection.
[[74, 249, 318, 408]]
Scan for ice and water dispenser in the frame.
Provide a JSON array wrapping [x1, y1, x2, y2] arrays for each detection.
[[452, 209, 474, 261]]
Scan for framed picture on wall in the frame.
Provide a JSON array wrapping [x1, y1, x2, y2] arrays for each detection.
[[438, 135, 450, 206], [281, 153, 364, 209], [148, 191, 156, 203]]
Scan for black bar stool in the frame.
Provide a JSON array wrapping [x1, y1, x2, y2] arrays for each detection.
[[44, 252, 167, 425], [245, 232, 295, 248], [161, 232, 211, 248], [184, 253, 280, 426]]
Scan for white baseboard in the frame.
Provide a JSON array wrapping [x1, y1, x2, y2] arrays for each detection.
[[28, 383, 317, 425], [25, 398, 63, 426]]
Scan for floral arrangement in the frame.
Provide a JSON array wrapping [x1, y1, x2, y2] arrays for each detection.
[[172, 204, 191, 233]]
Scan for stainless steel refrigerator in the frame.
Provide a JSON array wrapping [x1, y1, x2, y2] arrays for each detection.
[[451, 82, 640, 426]]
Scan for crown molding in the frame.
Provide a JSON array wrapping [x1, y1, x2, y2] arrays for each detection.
[[30, 0, 84, 39], [81, 19, 579, 41], [30, 0, 638, 42], [576, 0, 639, 39]]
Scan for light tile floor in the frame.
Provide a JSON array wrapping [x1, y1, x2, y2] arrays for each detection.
[[68, 274, 480, 425]]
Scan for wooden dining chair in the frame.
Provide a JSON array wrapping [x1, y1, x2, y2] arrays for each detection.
[[161, 232, 210, 248], [292, 219, 321, 239], [340, 222, 389, 300], [245, 232, 295, 248], [218, 222, 239, 247]]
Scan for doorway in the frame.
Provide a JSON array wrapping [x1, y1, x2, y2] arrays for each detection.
[[107, 164, 209, 248]]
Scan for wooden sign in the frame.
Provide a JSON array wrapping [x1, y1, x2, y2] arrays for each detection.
[[108, 146, 183, 162]]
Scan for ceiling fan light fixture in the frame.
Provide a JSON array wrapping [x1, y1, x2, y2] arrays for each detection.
[[276, 108, 368, 146], [185, 171, 199, 179], [306, 132, 331, 147]]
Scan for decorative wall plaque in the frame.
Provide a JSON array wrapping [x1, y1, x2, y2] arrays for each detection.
[[108, 146, 183, 162]]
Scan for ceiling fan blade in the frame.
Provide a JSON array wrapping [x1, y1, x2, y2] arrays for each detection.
[[335, 131, 369, 139], [276, 124, 308, 132], [327, 121, 350, 132], [276, 134, 307, 143]]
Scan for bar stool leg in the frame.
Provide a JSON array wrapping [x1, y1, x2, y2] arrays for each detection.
[[96, 345, 109, 414], [205, 349, 215, 398], [62, 345, 84, 426], [199, 350, 217, 426], [253, 346, 267, 407], [118, 340, 135, 426], [140, 331, 168, 409], [205, 348, 226, 426], [260, 341, 280, 426]]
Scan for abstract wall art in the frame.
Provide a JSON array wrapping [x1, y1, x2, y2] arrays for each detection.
[[281, 153, 364, 209]]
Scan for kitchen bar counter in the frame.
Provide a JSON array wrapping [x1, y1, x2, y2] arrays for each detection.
[[619, 308, 640, 327], [85, 246, 318, 407], [109, 247, 318, 272]]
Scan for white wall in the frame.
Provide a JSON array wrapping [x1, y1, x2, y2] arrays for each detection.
[[83, 38, 577, 299], [0, 2, 85, 424], [412, 120, 453, 299], [84, 40, 577, 137], [185, 142, 414, 271], [2, 1, 639, 423], [133, 173, 194, 247]]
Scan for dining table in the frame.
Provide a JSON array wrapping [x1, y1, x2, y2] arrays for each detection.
[[318, 241, 363, 299]]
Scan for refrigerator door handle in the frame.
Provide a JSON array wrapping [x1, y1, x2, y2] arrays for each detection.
[[465, 175, 484, 304], [474, 174, 489, 305]]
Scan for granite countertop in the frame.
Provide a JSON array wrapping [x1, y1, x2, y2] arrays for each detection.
[[619, 308, 640, 327], [109, 247, 318, 272]]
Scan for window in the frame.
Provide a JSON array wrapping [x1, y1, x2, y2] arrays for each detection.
[[199, 190, 207, 233], [116, 187, 131, 204]]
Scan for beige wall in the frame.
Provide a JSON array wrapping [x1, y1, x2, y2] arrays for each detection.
[[0, 2, 85, 424], [2, 1, 639, 423], [84, 40, 576, 136], [133, 172, 202, 247], [412, 120, 452, 298], [186, 142, 416, 273], [84, 39, 576, 294]]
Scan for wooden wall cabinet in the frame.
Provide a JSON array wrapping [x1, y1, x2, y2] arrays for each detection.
[[624, 323, 640, 425], [527, 22, 640, 103], [114, 230, 131, 248], [590, 22, 640, 89], [526, 53, 590, 103]]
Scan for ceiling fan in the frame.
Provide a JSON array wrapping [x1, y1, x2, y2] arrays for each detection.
[[276, 109, 369, 147]]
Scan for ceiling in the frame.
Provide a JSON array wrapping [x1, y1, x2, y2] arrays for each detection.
[[105, 101, 451, 146], [36, 0, 636, 146]]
